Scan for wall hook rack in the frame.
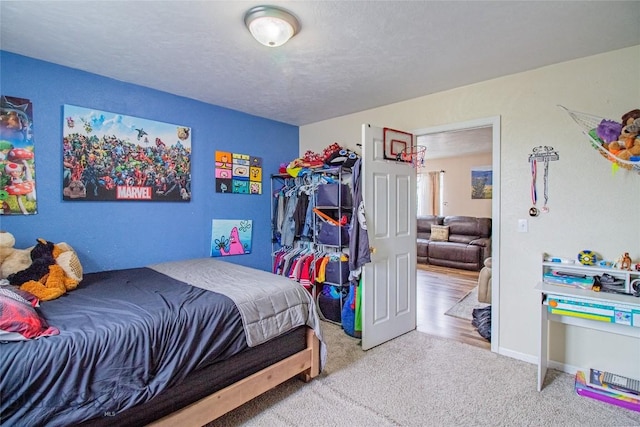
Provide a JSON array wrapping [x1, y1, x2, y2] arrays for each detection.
[[528, 146, 559, 162]]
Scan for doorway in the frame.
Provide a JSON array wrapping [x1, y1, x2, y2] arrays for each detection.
[[412, 116, 500, 353], [416, 264, 488, 350]]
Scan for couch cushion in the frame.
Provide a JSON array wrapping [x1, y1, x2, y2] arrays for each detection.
[[428, 241, 480, 264], [430, 225, 449, 242], [444, 216, 491, 238], [448, 235, 476, 244], [417, 216, 443, 231], [416, 239, 429, 257]]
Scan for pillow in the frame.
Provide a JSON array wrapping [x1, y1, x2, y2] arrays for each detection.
[[0, 294, 59, 341], [55, 243, 83, 282], [0, 286, 40, 307], [430, 225, 450, 242]]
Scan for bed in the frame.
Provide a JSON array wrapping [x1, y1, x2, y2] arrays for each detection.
[[0, 257, 326, 426]]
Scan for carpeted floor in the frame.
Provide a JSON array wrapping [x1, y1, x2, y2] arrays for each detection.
[[444, 286, 490, 320], [207, 323, 640, 426]]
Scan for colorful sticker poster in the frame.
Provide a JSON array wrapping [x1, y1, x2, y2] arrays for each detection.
[[215, 151, 262, 194], [471, 165, 492, 199], [62, 104, 191, 202], [210, 219, 253, 257], [0, 95, 37, 215]]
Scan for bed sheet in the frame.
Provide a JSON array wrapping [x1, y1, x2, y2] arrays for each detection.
[[0, 267, 247, 427], [149, 257, 327, 368]]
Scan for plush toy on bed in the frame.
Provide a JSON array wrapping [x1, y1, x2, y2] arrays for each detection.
[[0, 231, 32, 280], [5, 237, 83, 301]]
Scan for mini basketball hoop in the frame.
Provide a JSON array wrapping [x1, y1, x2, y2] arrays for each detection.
[[397, 145, 426, 169]]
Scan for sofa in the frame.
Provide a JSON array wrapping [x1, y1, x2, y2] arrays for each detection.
[[477, 257, 492, 303], [417, 215, 491, 271]]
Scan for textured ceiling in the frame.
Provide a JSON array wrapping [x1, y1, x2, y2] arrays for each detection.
[[418, 127, 493, 160], [1, 1, 639, 128]]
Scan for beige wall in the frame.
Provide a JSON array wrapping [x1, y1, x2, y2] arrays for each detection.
[[300, 46, 640, 377], [423, 152, 493, 218]]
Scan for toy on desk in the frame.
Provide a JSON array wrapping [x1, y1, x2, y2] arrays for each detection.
[[577, 250, 598, 266], [614, 252, 633, 271]]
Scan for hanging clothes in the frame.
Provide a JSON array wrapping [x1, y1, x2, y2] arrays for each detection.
[[280, 189, 299, 247], [354, 276, 362, 335], [348, 158, 371, 277], [293, 192, 309, 238]]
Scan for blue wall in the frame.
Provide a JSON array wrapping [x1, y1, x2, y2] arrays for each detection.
[[0, 52, 298, 273]]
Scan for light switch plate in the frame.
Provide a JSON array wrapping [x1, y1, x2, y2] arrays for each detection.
[[518, 219, 528, 233]]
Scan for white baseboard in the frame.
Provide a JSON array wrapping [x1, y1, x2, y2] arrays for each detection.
[[497, 346, 580, 376], [497, 346, 537, 365]]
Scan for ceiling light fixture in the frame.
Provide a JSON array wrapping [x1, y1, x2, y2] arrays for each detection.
[[244, 5, 300, 47]]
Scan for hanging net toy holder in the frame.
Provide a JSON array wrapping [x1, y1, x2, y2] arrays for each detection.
[[559, 105, 640, 175], [396, 145, 427, 169]]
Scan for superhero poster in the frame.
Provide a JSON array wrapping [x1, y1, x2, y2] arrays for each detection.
[[62, 105, 191, 202], [210, 219, 253, 257], [0, 95, 37, 215]]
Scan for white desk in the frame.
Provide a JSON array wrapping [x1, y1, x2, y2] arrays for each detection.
[[536, 282, 640, 391]]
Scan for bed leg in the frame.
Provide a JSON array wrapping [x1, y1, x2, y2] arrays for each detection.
[[299, 328, 320, 382]]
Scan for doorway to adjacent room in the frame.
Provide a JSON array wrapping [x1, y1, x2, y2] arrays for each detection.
[[412, 116, 500, 353]]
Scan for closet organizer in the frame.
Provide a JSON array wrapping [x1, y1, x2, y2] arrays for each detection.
[[271, 167, 353, 324]]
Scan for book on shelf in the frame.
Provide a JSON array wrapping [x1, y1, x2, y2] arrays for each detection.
[[575, 371, 640, 412], [588, 369, 640, 398], [542, 272, 594, 289]]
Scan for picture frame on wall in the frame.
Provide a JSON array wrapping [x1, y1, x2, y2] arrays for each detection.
[[62, 104, 192, 202], [471, 165, 492, 199], [215, 151, 262, 195], [0, 95, 37, 215], [210, 219, 253, 257]]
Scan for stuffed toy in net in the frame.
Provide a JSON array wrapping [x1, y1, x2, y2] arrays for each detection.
[[560, 105, 640, 174]]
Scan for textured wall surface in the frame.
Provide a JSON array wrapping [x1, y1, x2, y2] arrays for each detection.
[[1, 52, 299, 273], [300, 46, 640, 377]]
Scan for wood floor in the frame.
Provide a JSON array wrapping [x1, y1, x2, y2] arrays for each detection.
[[416, 264, 491, 350]]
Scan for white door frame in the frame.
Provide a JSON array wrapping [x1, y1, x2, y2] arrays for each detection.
[[412, 116, 501, 353]]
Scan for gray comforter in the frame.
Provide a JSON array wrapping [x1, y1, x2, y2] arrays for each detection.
[[149, 258, 326, 362]]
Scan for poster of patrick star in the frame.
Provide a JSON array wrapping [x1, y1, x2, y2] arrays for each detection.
[[211, 219, 253, 257]]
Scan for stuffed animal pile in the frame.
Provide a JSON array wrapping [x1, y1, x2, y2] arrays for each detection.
[[595, 108, 640, 162], [0, 231, 31, 279], [0, 231, 83, 301]]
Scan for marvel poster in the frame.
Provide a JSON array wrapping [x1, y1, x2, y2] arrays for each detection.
[[0, 95, 37, 215], [63, 105, 191, 202]]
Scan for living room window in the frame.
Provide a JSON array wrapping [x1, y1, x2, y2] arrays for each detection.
[[417, 170, 444, 216]]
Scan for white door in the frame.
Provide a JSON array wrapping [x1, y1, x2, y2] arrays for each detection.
[[361, 124, 417, 350]]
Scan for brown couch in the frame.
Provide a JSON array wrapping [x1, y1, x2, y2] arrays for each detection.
[[417, 215, 491, 271]]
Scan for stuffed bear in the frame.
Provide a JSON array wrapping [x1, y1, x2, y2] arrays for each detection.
[[4, 236, 83, 301], [0, 230, 32, 280], [8, 238, 57, 286], [19, 263, 79, 301], [613, 110, 640, 161]]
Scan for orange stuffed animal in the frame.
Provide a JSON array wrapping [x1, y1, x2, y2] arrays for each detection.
[[15, 239, 83, 301]]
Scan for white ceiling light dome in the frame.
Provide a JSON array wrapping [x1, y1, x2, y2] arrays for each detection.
[[244, 5, 301, 47]]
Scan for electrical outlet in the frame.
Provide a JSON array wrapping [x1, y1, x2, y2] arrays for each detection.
[[517, 219, 528, 233]]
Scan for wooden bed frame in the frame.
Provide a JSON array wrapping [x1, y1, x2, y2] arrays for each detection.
[[149, 327, 320, 426]]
